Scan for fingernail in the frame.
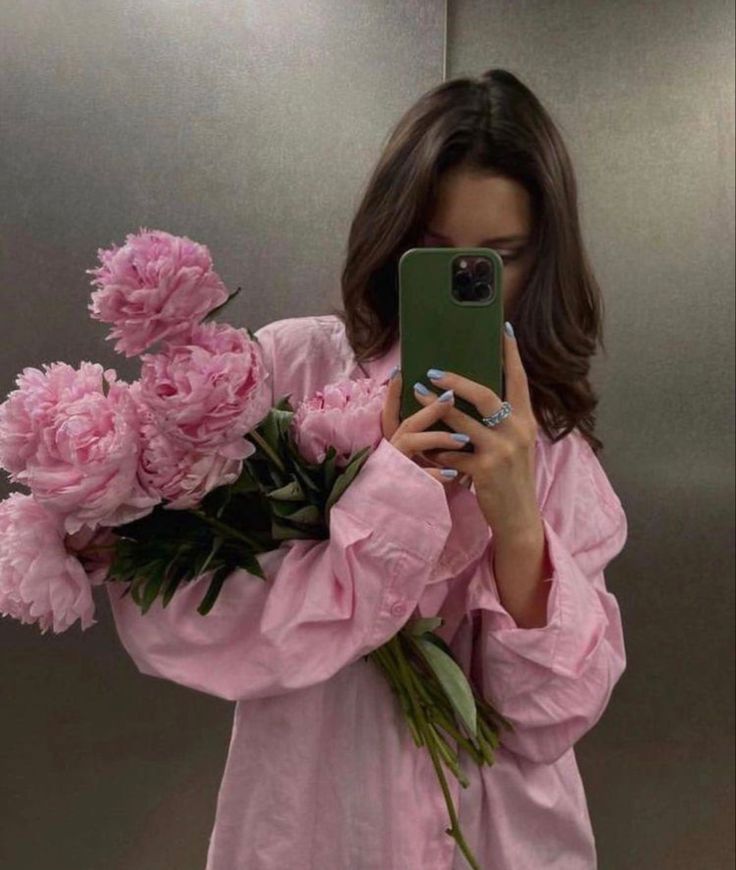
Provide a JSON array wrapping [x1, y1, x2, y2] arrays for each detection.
[[504, 321, 515, 337], [441, 468, 458, 478], [414, 382, 431, 395], [451, 433, 470, 443], [438, 389, 454, 402], [427, 368, 445, 380], [389, 365, 400, 379]]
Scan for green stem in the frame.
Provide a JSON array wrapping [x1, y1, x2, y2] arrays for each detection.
[[385, 634, 482, 870], [424, 729, 479, 870], [402, 656, 480, 870], [402, 650, 483, 768], [429, 707, 484, 767], [386, 636, 484, 771], [406, 679, 467, 784], [476, 718, 499, 764], [474, 692, 515, 732], [478, 709, 502, 745], [382, 640, 427, 744], [370, 648, 423, 747], [248, 429, 287, 475], [430, 725, 466, 779]]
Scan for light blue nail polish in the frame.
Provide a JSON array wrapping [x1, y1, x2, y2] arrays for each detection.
[[427, 368, 445, 380], [389, 365, 400, 379], [451, 433, 470, 443], [414, 382, 430, 395], [504, 321, 515, 337], [438, 389, 454, 402], [441, 468, 458, 478]]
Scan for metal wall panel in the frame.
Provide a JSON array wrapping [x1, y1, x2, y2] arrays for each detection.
[[447, 1, 735, 867], [0, 3, 444, 868], [1, 1, 733, 868]]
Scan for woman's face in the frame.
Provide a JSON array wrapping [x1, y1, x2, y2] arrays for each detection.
[[421, 167, 534, 317]]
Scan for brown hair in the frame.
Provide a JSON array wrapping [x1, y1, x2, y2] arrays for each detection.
[[328, 68, 610, 455]]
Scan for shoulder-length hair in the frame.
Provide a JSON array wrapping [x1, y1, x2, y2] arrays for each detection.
[[329, 68, 611, 455]]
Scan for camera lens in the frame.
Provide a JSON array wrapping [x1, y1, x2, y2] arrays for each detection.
[[473, 259, 492, 280], [455, 269, 473, 290]]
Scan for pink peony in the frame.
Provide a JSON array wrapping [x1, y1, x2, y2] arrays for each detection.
[[0, 494, 100, 633], [86, 227, 229, 357], [0, 361, 159, 535], [130, 381, 246, 509], [138, 320, 271, 461], [0, 361, 103, 476], [291, 376, 387, 467]]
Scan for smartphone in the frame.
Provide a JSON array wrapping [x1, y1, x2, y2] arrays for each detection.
[[397, 245, 505, 454]]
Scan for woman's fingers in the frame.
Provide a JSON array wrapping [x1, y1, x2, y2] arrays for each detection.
[[382, 371, 455, 441], [381, 370, 402, 441], [394, 429, 467, 455], [422, 466, 460, 484], [381, 373, 464, 487]]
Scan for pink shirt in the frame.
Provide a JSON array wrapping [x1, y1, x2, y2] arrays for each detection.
[[107, 314, 629, 870]]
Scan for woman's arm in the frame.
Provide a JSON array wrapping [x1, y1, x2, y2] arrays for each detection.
[[466, 431, 629, 764], [106, 322, 454, 702]]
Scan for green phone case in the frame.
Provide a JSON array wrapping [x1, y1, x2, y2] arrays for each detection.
[[398, 246, 505, 453]]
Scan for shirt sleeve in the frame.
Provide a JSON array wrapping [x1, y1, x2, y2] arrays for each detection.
[[465, 431, 628, 764], [106, 321, 453, 702]]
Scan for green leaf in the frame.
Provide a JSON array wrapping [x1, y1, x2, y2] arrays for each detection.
[[322, 446, 337, 487], [259, 408, 291, 448], [406, 616, 444, 636], [415, 636, 478, 738], [197, 535, 224, 577], [289, 504, 322, 525], [273, 395, 295, 412], [270, 520, 318, 541], [288, 456, 322, 496], [161, 564, 187, 607], [271, 407, 295, 437], [250, 412, 293, 471], [324, 447, 372, 514], [140, 563, 167, 613], [197, 564, 231, 615], [200, 483, 233, 517], [270, 502, 321, 524], [234, 548, 266, 579], [231, 465, 261, 494], [267, 479, 306, 502], [420, 630, 455, 659]]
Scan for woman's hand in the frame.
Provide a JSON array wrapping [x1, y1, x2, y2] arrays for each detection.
[[411, 325, 542, 539], [381, 372, 470, 486]]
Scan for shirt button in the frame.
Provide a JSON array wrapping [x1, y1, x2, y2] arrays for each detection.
[[390, 600, 407, 617]]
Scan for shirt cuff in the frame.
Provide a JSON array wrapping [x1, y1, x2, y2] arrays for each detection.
[[465, 515, 607, 676]]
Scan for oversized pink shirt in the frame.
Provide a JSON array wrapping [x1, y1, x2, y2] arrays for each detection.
[[107, 314, 629, 870]]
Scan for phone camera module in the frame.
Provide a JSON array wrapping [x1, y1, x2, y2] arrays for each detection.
[[452, 255, 494, 303]]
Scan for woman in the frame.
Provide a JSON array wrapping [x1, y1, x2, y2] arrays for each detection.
[[108, 68, 628, 869]]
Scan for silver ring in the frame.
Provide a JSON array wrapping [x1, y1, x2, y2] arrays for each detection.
[[481, 401, 512, 428]]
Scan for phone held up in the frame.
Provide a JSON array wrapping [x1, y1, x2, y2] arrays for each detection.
[[397, 244, 505, 455]]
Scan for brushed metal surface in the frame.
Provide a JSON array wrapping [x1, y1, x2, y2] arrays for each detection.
[[1, 1, 733, 868]]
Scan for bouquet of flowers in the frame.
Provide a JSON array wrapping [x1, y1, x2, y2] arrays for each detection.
[[0, 228, 512, 870]]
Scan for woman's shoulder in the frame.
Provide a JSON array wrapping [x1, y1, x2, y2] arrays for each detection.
[[254, 313, 343, 344], [536, 426, 626, 528], [254, 314, 351, 406]]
